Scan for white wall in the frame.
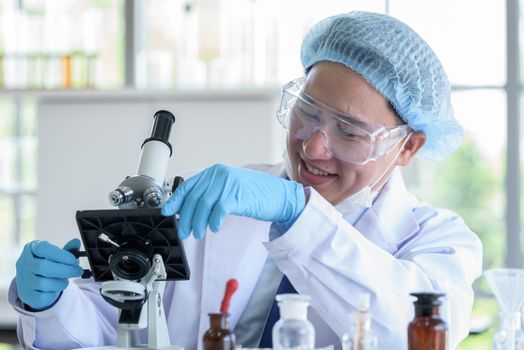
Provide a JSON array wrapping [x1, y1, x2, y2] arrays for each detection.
[[37, 89, 284, 246]]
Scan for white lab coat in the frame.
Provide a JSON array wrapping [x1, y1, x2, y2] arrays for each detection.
[[9, 162, 483, 350]]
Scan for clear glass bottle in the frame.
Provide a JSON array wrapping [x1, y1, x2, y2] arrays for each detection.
[[272, 293, 315, 350], [484, 269, 524, 350], [493, 312, 524, 350], [203, 313, 236, 350], [408, 293, 447, 350], [341, 293, 377, 350]]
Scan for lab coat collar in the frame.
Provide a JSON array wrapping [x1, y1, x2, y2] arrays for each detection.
[[280, 160, 419, 253], [354, 168, 420, 254]]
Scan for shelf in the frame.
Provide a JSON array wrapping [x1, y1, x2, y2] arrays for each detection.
[[0, 86, 280, 102]]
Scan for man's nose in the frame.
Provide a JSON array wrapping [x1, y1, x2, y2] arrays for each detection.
[[302, 129, 333, 160]]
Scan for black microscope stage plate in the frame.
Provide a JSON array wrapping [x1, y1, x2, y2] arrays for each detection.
[[76, 208, 190, 282]]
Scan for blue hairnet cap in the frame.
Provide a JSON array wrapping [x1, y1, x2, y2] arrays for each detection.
[[301, 11, 463, 161]]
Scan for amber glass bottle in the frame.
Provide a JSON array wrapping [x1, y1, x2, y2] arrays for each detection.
[[203, 313, 236, 350], [408, 293, 447, 350]]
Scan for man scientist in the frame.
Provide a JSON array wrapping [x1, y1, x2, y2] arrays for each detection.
[[10, 11, 482, 350]]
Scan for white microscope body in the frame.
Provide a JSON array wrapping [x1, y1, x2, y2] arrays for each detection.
[[82, 110, 183, 350]]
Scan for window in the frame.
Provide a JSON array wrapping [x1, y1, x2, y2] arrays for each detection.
[[0, 97, 37, 243], [0, 0, 125, 288], [135, 0, 386, 88], [0, 0, 124, 89]]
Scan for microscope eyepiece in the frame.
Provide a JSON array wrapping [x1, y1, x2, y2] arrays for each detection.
[[151, 110, 175, 141], [142, 110, 176, 156]]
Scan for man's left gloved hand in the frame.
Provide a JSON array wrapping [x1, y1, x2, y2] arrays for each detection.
[[161, 164, 305, 239]]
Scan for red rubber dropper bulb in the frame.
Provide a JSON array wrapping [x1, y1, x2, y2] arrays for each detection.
[[220, 279, 239, 314]]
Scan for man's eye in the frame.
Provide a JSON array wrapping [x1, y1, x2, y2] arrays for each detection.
[[296, 103, 319, 121], [336, 123, 366, 140]]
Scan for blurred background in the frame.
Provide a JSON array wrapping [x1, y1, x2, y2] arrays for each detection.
[[0, 0, 516, 348]]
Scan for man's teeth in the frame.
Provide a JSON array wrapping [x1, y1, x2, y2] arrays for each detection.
[[305, 163, 330, 176]]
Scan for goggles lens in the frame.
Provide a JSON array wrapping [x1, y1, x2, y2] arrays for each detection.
[[277, 78, 410, 164]]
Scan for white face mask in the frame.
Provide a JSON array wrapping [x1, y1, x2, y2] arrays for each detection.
[[283, 134, 412, 212], [334, 184, 375, 212]]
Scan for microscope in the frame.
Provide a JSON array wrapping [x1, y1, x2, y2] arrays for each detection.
[[74, 110, 190, 350]]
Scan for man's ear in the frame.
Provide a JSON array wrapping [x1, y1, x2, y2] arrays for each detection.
[[397, 132, 426, 166]]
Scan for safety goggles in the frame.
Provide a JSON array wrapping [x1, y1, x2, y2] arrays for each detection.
[[277, 77, 411, 165]]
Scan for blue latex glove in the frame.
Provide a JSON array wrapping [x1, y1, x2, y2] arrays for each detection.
[[15, 238, 84, 310], [161, 164, 305, 239]]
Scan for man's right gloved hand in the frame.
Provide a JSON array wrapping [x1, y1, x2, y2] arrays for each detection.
[[15, 238, 84, 310]]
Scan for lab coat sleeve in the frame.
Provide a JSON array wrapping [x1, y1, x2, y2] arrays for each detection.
[[8, 277, 118, 349], [264, 189, 483, 349]]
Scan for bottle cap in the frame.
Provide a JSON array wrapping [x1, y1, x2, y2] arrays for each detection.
[[356, 293, 370, 312], [220, 279, 239, 314], [410, 292, 445, 306], [276, 293, 311, 320]]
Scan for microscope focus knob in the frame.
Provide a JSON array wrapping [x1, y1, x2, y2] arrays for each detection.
[[144, 186, 163, 207], [108, 186, 134, 206], [109, 191, 124, 206]]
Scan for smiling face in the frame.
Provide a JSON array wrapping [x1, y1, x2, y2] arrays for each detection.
[[286, 61, 417, 205]]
